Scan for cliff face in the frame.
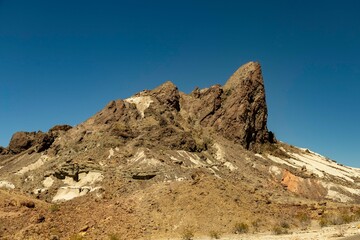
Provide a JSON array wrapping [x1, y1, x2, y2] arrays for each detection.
[[183, 61, 271, 150]]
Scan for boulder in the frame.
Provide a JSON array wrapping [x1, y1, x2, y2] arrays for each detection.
[[8, 131, 37, 154], [8, 131, 55, 154], [0, 146, 6, 155]]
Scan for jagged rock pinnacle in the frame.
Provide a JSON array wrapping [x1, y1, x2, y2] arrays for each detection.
[[181, 61, 270, 150], [223, 61, 262, 91]]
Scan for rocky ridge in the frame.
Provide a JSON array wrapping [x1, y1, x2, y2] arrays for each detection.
[[0, 62, 359, 239]]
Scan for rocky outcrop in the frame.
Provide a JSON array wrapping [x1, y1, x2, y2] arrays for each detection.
[[151, 81, 180, 111], [8, 131, 53, 154], [49, 125, 72, 137], [8, 131, 38, 154], [4, 62, 272, 155], [5, 125, 72, 155], [181, 62, 271, 150], [0, 146, 4, 154], [217, 62, 271, 149], [49, 125, 72, 132], [80, 61, 272, 152], [35, 132, 55, 153]]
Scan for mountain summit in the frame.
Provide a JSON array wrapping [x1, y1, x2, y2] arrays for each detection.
[[0, 62, 359, 239]]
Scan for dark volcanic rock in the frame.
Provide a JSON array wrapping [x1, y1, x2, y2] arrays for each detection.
[[8, 131, 37, 154], [0, 146, 6, 155], [49, 125, 72, 133], [35, 132, 55, 153], [217, 62, 270, 149], [151, 81, 180, 111], [181, 62, 271, 150], [8, 131, 55, 154], [103, 62, 271, 152]]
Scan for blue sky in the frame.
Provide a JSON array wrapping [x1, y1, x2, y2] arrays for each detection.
[[1, 0, 359, 167]]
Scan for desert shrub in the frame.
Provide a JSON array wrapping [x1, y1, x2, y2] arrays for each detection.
[[251, 219, 260, 233], [354, 209, 360, 220], [181, 228, 194, 240], [341, 213, 354, 224], [328, 214, 345, 225], [234, 222, 249, 234], [296, 212, 310, 223], [49, 204, 60, 212], [272, 226, 283, 235], [69, 234, 85, 240], [209, 230, 221, 239], [319, 217, 330, 227], [272, 225, 289, 235], [296, 212, 311, 229], [331, 215, 345, 225], [108, 233, 121, 240], [280, 221, 290, 229], [319, 213, 347, 227]]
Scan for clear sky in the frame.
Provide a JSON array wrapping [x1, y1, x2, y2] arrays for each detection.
[[1, 0, 359, 167]]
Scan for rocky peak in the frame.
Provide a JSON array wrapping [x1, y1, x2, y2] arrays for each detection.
[[220, 61, 270, 149], [181, 62, 271, 150], [223, 61, 262, 91], [150, 81, 180, 111]]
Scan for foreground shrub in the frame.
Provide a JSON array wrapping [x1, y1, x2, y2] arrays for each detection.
[[234, 222, 249, 234], [272, 223, 290, 235], [251, 219, 260, 233], [108, 233, 120, 240], [181, 228, 194, 240], [319, 213, 353, 227], [209, 230, 221, 239], [49, 204, 60, 212], [296, 212, 311, 228], [69, 234, 85, 240]]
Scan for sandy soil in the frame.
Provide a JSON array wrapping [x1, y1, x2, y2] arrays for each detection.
[[157, 221, 360, 240]]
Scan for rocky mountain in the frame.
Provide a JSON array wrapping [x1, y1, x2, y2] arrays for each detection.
[[0, 62, 359, 240]]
